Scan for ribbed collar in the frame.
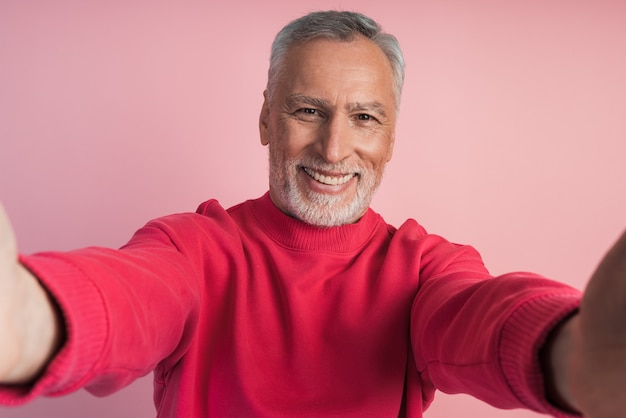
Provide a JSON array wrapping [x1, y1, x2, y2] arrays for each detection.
[[248, 192, 382, 253]]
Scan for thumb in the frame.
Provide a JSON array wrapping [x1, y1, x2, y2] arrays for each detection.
[[0, 202, 18, 261]]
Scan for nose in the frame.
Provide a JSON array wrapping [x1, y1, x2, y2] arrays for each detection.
[[318, 115, 353, 164]]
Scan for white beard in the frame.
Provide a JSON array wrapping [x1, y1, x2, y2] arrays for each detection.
[[268, 149, 383, 227]]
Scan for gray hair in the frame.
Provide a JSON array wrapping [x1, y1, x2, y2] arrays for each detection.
[[266, 10, 405, 109]]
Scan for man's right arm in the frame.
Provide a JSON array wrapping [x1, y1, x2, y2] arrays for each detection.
[[0, 203, 63, 385]]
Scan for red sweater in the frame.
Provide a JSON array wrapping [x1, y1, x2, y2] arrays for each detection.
[[2, 193, 581, 417]]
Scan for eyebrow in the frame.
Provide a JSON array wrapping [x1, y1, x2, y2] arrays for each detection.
[[286, 94, 389, 118], [286, 94, 330, 109], [346, 101, 388, 119]]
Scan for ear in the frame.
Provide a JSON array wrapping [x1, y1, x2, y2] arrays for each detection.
[[259, 91, 271, 146]]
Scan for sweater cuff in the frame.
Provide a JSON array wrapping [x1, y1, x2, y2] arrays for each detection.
[[500, 292, 581, 417], [0, 253, 108, 405]]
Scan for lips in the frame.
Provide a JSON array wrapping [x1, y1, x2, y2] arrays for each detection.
[[302, 167, 356, 186]]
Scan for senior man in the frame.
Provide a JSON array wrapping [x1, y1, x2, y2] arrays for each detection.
[[1, 10, 625, 418]]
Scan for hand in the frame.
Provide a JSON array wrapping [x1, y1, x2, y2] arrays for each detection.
[[0, 202, 61, 384], [564, 230, 626, 417], [0, 201, 24, 381]]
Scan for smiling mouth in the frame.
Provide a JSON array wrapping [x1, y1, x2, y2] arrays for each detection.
[[302, 167, 356, 186]]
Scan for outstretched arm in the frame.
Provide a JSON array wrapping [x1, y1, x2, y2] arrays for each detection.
[[544, 229, 626, 417], [0, 203, 63, 384]]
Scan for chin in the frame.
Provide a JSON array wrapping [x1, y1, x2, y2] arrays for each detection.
[[289, 192, 369, 227]]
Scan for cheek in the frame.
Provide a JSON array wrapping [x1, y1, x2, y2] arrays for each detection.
[[362, 140, 394, 169], [274, 123, 317, 159]]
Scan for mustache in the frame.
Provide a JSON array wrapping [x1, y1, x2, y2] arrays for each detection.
[[294, 156, 366, 175]]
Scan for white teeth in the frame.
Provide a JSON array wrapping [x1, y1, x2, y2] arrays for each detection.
[[303, 167, 355, 185]]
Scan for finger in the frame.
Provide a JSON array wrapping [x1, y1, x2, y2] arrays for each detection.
[[0, 202, 18, 257]]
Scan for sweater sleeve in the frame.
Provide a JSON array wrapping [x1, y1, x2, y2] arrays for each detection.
[[409, 235, 582, 416], [0, 213, 211, 405]]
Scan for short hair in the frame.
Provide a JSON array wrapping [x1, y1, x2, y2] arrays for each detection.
[[266, 10, 406, 109]]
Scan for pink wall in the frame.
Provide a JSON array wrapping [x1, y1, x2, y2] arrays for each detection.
[[1, 1, 625, 417]]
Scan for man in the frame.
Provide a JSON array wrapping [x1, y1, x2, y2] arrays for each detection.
[[0, 10, 625, 417]]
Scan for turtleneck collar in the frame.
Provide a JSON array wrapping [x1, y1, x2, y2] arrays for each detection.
[[247, 192, 383, 253]]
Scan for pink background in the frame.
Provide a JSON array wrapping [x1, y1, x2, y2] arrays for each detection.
[[1, 0, 625, 417]]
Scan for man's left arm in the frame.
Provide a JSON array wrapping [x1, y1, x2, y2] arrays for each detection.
[[542, 229, 626, 418]]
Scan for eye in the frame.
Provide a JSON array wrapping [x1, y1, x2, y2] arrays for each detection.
[[356, 113, 378, 123], [293, 107, 324, 121]]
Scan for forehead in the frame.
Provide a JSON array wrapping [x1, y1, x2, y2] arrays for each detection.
[[278, 36, 396, 107]]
